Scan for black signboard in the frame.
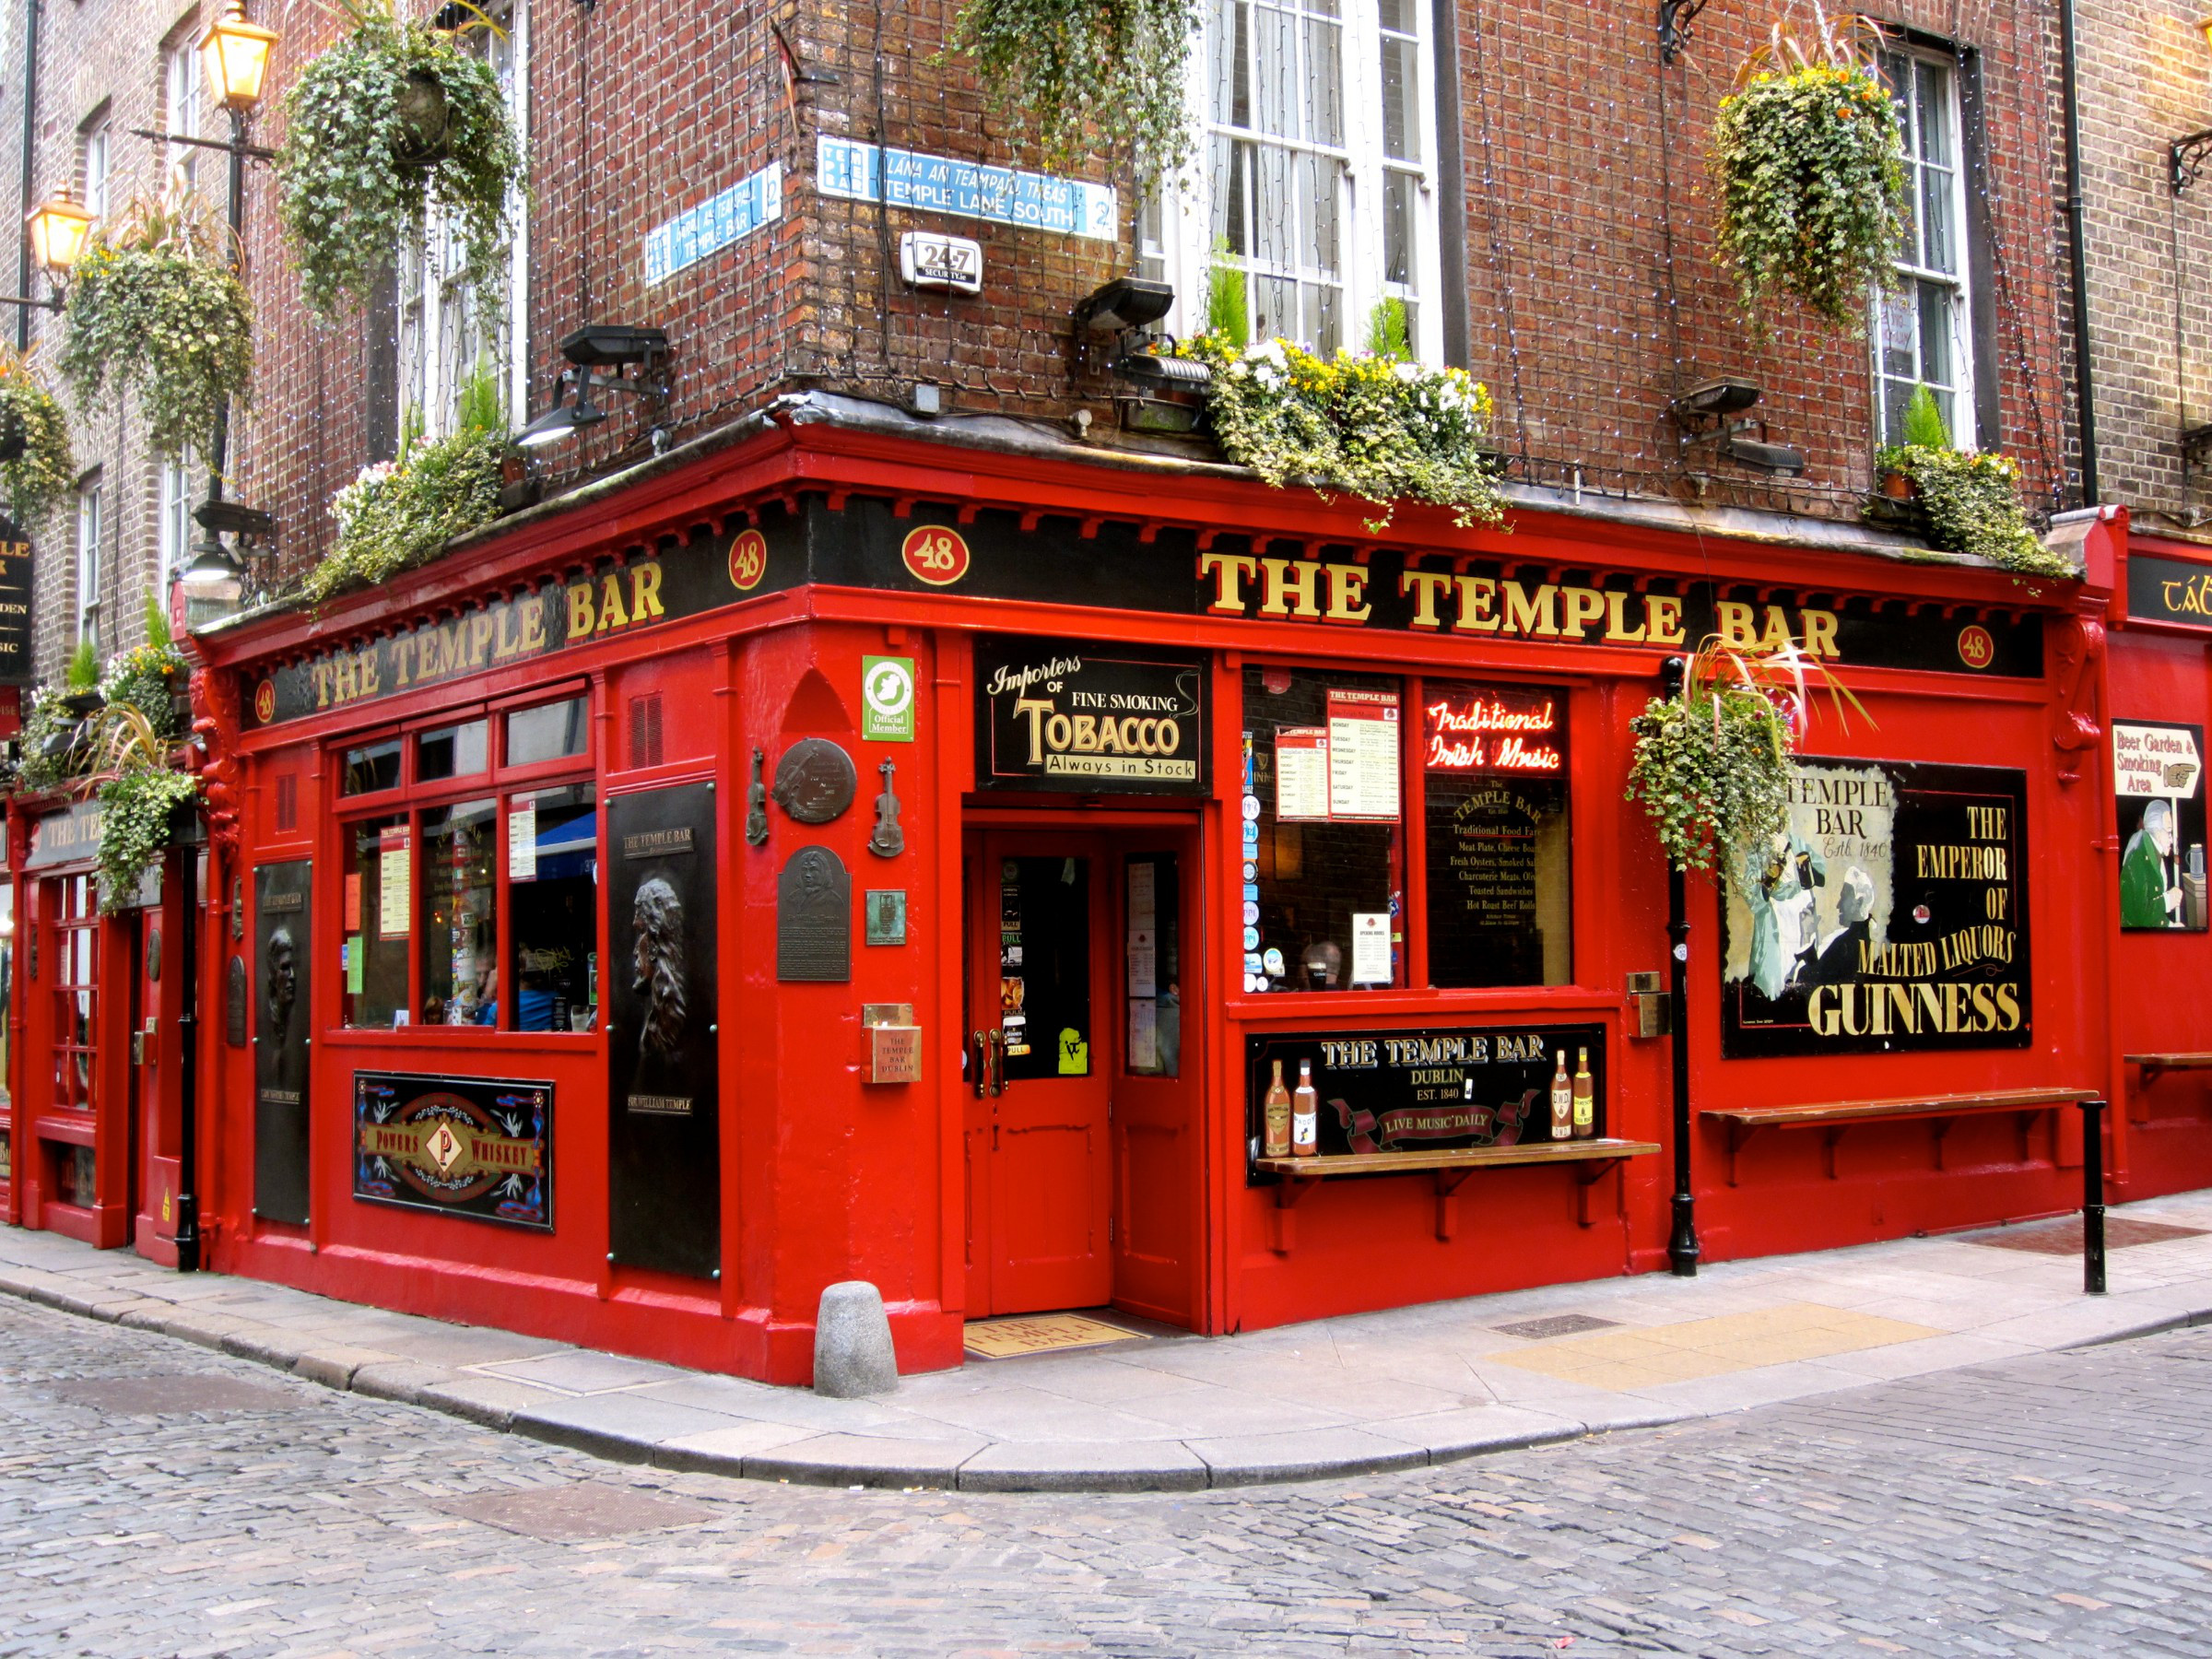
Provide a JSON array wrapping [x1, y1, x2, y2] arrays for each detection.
[[253, 861, 313, 1225], [27, 799, 101, 869], [974, 637, 1209, 794], [353, 1071, 552, 1229], [1244, 1023, 1605, 1173], [1721, 760, 2031, 1056], [605, 782, 720, 1278], [2127, 551, 2212, 633], [0, 521, 32, 687]]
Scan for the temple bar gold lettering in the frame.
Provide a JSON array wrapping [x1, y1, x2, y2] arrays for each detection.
[[1198, 551, 1836, 654]]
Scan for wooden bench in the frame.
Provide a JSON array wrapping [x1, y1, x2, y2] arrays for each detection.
[[1253, 1138, 1661, 1248], [1702, 1088, 2100, 1184], [2127, 1053, 2212, 1088]]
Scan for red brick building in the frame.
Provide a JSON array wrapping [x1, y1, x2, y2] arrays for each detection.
[[0, 1, 2198, 1382]]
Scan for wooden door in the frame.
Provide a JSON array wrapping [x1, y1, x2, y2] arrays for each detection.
[[1110, 835, 1203, 1325], [964, 833, 1113, 1315]]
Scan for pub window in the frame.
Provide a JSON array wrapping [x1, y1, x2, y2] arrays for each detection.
[[418, 718, 488, 782], [341, 738, 402, 796], [1242, 664, 1405, 991], [506, 696, 588, 768], [419, 796, 496, 1024], [342, 814, 411, 1028], [1421, 680, 1571, 987], [508, 783, 597, 1030]]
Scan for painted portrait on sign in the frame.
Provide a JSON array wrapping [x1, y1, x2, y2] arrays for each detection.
[[1722, 760, 2030, 1056], [604, 782, 720, 1278], [253, 862, 313, 1224], [2114, 722, 2206, 932]]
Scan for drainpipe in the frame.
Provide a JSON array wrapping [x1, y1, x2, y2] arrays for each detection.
[[16, 0, 39, 353], [2058, 0, 2100, 506], [1662, 654, 1700, 1278]]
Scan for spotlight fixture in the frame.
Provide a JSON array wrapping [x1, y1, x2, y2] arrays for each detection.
[[179, 533, 246, 588], [1670, 378, 1804, 477], [1111, 347, 1211, 435], [518, 324, 669, 448], [1075, 276, 1174, 335]]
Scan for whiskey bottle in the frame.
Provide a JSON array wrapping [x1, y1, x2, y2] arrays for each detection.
[[1292, 1059, 1320, 1158], [1549, 1051, 1571, 1140], [1264, 1060, 1292, 1159], [1571, 1047, 1595, 1139]]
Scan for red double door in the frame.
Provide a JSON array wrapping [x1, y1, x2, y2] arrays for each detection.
[[962, 823, 1204, 1327]]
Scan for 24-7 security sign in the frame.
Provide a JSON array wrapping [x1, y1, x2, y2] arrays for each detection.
[[862, 656, 915, 742], [974, 637, 1209, 795]]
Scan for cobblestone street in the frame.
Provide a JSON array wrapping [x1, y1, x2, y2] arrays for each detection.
[[3, 1297, 2209, 1656]]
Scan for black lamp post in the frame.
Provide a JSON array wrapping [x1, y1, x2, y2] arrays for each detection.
[[1661, 653, 1700, 1278]]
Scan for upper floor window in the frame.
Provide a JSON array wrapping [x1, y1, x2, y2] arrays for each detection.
[[80, 114, 110, 219], [164, 34, 201, 192], [1875, 44, 1973, 447], [74, 481, 101, 652], [159, 451, 197, 589], [1154, 0, 1441, 359], [395, 4, 526, 440]]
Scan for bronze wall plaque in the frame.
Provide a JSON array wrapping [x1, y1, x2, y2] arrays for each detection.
[[771, 738, 857, 824], [226, 955, 248, 1047], [777, 845, 852, 982]]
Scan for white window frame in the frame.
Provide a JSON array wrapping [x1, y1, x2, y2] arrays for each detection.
[[1873, 42, 1975, 450], [158, 450, 197, 589], [164, 34, 201, 193], [80, 116, 110, 219], [75, 482, 100, 652], [396, 0, 528, 441], [1152, 0, 1443, 363]]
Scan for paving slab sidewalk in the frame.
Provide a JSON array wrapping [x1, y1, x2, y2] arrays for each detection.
[[6, 1192, 2212, 1492]]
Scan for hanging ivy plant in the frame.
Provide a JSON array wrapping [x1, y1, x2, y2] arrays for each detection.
[[1626, 637, 1866, 874], [0, 348, 76, 534], [1711, 15, 1907, 335], [947, 0, 1198, 180], [94, 766, 199, 914], [1175, 333, 1505, 530], [276, 0, 525, 317], [14, 687, 79, 794], [58, 194, 253, 461]]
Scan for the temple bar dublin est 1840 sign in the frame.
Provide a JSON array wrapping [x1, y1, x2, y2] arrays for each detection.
[[975, 638, 1210, 794], [1721, 760, 2031, 1057], [0, 519, 32, 686], [1244, 1024, 1606, 1173], [2127, 551, 2212, 633], [353, 1072, 552, 1230]]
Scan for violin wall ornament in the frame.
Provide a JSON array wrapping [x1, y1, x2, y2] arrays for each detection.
[[870, 759, 905, 858], [745, 747, 770, 847]]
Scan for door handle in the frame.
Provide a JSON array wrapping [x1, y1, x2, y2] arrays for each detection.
[[972, 1030, 995, 1100], [987, 1029, 1006, 1098]]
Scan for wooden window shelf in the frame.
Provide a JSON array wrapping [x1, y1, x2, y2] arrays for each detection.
[[1253, 1138, 1660, 1252], [1702, 1088, 2100, 1184], [2127, 1054, 2212, 1088]]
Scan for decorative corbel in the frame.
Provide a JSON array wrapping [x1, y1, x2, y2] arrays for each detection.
[[2048, 612, 2106, 785]]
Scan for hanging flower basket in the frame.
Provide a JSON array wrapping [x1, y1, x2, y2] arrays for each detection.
[[276, 0, 525, 318], [0, 347, 76, 534], [1711, 14, 1907, 335], [947, 0, 1199, 180], [94, 765, 199, 913], [57, 194, 252, 462]]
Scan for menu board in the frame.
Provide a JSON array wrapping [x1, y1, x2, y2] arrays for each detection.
[[378, 825, 412, 938], [1326, 688, 1401, 820], [1275, 727, 1330, 820]]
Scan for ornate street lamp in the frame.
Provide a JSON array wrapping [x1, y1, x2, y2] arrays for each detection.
[[25, 190, 94, 282], [199, 2, 279, 114]]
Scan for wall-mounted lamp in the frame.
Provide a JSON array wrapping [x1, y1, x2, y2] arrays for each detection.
[[2171, 19, 2212, 192], [199, 1, 279, 114], [1073, 276, 1206, 430], [0, 188, 97, 313], [1670, 378, 1807, 477], [518, 324, 670, 450]]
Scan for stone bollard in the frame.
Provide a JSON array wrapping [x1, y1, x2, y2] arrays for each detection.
[[814, 1280, 899, 1397]]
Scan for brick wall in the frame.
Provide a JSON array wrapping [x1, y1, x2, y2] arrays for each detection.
[[7, 0, 2081, 635], [2070, 0, 2212, 537]]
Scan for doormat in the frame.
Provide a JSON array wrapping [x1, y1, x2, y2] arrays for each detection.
[[964, 1312, 1147, 1359], [1965, 1217, 2207, 1254]]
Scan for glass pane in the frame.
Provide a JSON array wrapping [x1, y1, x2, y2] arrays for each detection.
[[1878, 290, 1917, 381], [1304, 153, 1341, 276], [1254, 274, 1297, 342], [418, 719, 488, 782], [1920, 162, 1955, 275], [1916, 61, 1953, 169], [998, 856, 1090, 1082], [1219, 136, 1249, 256], [1241, 665, 1404, 992], [1304, 16, 1342, 147], [1254, 5, 1296, 139], [342, 739, 401, 796], [505, 698, 589, 768], [1382, 171, 1414, 287], [1381, 36, 1417, 164], [1918, 278, 1955, 389], [1305, 282, 1341, 355], [343, 813, 410, 1028], [1253, 142, 1292, 267], [1125, 853, 1180, 1077], [1422, 682, 1572, 987], [510, 784, 597, 1031], [420, 798, 496, 1025]]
